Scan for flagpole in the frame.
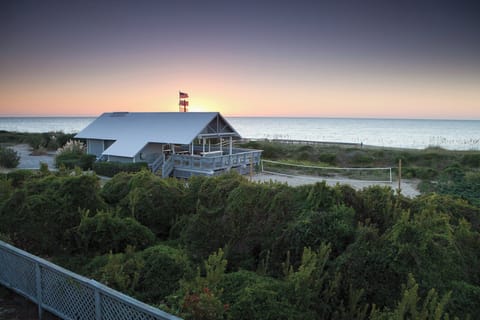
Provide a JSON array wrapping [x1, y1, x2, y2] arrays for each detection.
[[179, 91, 189, 112]]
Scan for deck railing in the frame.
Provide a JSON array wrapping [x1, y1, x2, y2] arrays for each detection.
[[151, 154, 164, 173], [172, 149, 262, 173], [0, 240, 181, 320], [162, 156, 175, 178]]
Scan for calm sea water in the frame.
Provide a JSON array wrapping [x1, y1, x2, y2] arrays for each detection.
[[0, 116, 479, 150]]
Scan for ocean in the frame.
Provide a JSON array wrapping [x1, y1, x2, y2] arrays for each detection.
[[0, 116, 479, 151]]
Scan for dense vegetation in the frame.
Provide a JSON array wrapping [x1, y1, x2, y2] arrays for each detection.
[[1, 165, 479, 319], [241, 140, 480, 206], [0, 146, 20, 168], [0, 130, 75, 152]]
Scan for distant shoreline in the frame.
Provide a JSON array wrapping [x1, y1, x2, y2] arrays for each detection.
[[1, 117, 479, 150]]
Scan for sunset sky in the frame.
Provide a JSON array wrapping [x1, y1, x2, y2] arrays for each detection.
[[1, 0, 479, 119]]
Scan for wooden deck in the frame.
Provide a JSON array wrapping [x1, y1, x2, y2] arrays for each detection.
[[152, 147, 262, 178]]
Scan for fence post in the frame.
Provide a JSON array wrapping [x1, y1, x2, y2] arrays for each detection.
[[35, 262, 43, 320], [398, 159, 402, 194], [93, 281, 102, 320]]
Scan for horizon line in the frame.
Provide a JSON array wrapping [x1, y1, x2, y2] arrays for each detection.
[[0, 113, 479, 121]]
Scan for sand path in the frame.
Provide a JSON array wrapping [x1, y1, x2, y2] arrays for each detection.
[[252, 172, 420, 198], [8, 144, 56, 169]]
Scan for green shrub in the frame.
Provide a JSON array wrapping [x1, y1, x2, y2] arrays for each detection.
[[229, 280, 299, 320], [356, 185, 399, 232], [181, 177, 296, 268], [336, 224, 403, 308], [350, 151, 375, 165], [402, 166, 438, 179], [0, 174, 106, 255], [0, 131, 75, 150], [6, 169, 35, 187], [24, 134, 44, 150], [55, 153, 96, 170], [126, 171, 187, 238], [93, 161, 148, 177], [317, 153, 336, 164], [441, 163, 465, 181], [136, 245, 193, 303], [0, 177, 13, 205], [54, 139, 94, 170], [73, 210, 155, 254], [0, 147, 20, 168], [295, 151, 311, 161], [448, 281, 480, 318], [280, 205, 355, 260], [170, 248, 229, 320], [100, 172, 134, 205], [0, 130, 24, 143], [92, 246, 145, 297], [256, 142, 284, 159], [462, 153, 480, 167]]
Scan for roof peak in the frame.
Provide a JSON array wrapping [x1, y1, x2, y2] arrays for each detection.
[[103, 111, 219, 115]]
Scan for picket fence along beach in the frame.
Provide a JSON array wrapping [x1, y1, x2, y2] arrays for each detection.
[[0, 116, 479, 151]]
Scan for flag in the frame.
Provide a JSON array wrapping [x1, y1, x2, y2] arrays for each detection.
[[179, 100, 189, 106], [179, 91, 189, 99]]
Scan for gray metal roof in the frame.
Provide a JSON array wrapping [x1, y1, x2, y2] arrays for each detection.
[[75, 112, 241, 158]]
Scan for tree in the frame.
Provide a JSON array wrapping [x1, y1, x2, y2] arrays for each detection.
[[370, 274, 451, 320]]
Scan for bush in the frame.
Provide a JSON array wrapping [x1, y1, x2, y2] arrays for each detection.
[[55, 153, 96, 170], [91, 246, 145, 297], [229, 279, 298, 320], [448, 281, 480, 318], [23, 132, 76, 151], [0, 177, 13, 205], [24, 134, 44, 150], [100, 172, 134, 205], [127, 172, 187, 238], [317, 153, 336, 164], [6, 169, 35, 187], [356, 185, 399, 232], [73, 210, 155, 254], [0, 174, 106, 254], [0, 147, 20, 168], [280, 205, 355, 260], [462, 153, 480, 167], [350, 151, 375, 165], [56, 139, 86, 154], [402, 166, 438, 179], [93, 162, 148, 177], [136, 245, 193, 303], [55, 139, 93, 170]]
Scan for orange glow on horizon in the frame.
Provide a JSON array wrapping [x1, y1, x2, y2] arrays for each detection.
[[1, 64, 479, 119]]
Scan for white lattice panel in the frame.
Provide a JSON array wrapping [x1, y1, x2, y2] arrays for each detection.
[[0, 249, 36, 299], [41, 267, 96, 319], [102, 294, 161, 320]]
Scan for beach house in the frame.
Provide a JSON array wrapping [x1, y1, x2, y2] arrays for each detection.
[[75, 112, 262, 178]]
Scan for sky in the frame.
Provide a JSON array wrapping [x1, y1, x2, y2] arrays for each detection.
[[1, 0, 479, 119]]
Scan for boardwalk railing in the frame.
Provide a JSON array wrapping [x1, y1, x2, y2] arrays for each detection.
[[0, 240, 181, 320], [266, 138, 362, 147]]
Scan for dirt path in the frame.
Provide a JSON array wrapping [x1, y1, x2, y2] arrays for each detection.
[[252, 172, 420, 198]]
